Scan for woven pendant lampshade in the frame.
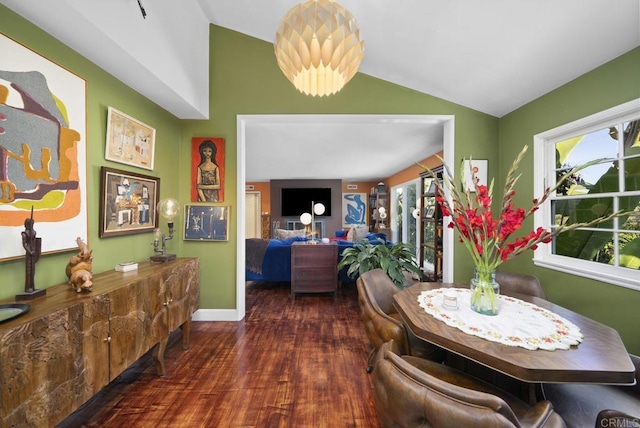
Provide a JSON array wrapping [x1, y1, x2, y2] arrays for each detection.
[[274, 0, 364, 97]]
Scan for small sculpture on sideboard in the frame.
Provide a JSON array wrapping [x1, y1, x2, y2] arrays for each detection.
[[66, 237, 93, 293], [16, 207, 46, 301]]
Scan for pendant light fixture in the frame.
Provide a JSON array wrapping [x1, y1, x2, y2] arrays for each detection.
[[274, 0, 364, 97]]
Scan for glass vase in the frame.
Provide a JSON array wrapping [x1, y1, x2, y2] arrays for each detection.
[[470, 267, 500, 315]]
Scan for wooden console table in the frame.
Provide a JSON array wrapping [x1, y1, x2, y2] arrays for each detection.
[[0, 257, 199, 428], [291, 241, 338, 298]]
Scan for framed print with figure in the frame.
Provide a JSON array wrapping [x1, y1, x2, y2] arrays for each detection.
[[191, 137, 225, 202], [184, 205, 229, 241], [342, 193, 367, 227], [99, 167, 159, 238], [105, 106, 156, 170]]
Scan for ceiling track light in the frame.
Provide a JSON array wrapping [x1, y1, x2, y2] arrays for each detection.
[[137, 0, 147, 19]]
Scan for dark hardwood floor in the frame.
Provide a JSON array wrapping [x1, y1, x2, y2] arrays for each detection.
[[58, 281, 380, 427]]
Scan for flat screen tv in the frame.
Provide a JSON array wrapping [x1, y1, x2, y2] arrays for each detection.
[[281, 187, 332, 217]]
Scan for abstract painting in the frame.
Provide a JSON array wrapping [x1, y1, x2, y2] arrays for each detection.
[[105, 106, 155, 170], [0, 32, 87, 260], [183, 205, 229, 241], [99, 167, 159, 238]]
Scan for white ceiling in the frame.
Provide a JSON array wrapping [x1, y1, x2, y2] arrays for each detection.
[[2, 0, 638, 182], [244, 115, 446, 182]]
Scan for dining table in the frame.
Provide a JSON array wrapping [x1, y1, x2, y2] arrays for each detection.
[[393, 282, 636, 387]]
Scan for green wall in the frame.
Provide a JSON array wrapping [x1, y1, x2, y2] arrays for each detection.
[[498, 47, 640, 354], [0, 7, 182, 296], [0, 14, 497, 309], [3, 6, 637, 354], [179, 26, 498, 309]]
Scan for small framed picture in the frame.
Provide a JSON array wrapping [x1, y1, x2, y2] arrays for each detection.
[[463, 159, 488, 191], [424, 205, 436, 219], [427, 179, 438, 195], [105, 107, 156, 170], [184, 205, 229, 241], [99, 167, 159, 238]]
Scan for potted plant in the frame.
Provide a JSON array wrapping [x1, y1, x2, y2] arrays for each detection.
[[338, 239, 421, 288]]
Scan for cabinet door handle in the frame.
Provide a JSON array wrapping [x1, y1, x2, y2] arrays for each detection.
[[104, 336, 111, 343]]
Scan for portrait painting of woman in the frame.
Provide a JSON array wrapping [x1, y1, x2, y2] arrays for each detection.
[[191, 137, 225, 202]]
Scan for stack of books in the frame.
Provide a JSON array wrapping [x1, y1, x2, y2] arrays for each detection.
[[115, 261, 138, 272]]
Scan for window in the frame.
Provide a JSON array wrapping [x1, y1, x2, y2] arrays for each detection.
[[533, 99, 640, 290]]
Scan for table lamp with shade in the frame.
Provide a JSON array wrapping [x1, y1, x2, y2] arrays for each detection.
[[151, 198, 180, 262]]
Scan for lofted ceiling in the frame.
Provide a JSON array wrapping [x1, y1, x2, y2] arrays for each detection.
[[2, 0, 638, 181]]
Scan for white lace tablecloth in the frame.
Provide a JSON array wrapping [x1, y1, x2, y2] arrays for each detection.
[[417, 288, 583, 351]]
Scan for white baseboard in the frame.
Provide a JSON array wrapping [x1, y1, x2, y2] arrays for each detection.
[[192, 308, 242, 321]]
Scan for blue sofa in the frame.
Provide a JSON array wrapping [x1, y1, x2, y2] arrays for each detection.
[[245, 233, 389, 283]]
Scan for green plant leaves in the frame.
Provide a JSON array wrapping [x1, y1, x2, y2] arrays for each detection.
[[337, 238, 420, 288]]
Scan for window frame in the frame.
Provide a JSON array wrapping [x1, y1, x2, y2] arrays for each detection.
[[390, 178, 420, 257], [533, 98, 640, 291]]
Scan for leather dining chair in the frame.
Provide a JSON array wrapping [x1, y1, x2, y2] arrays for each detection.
[[495, 270, 547, 299], [542, 354, 640, 428], [372, 340, 568, 428], [356, 269, 444, 372]]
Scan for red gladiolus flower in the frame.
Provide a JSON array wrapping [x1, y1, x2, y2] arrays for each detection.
[[417, 144, 621, 279]]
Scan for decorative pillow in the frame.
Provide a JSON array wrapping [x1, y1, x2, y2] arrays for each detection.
[[335, 230, 348, 238], [346, 227, 355, 242], [274, 228, 306, 239], [346, 225, 369, 242]]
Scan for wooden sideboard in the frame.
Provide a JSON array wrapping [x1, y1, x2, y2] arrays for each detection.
[[0, 257, 199, 428]]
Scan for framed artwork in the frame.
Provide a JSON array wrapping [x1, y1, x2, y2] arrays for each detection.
[[424, 205, 436, 219], [105, 106, 156, 170], [191, 137, 225, 202], [183, 205, 229, 241], [427, 179, 438, 195], [99, 167, 159, 238], [463, 159, 488, 192], [342, 193, 367, 227], [0, 32, 88, 261]]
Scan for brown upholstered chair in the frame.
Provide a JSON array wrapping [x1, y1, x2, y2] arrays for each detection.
[[543, 354, 640, 428], [356, 269, 443, 372], [372, 340, 567, 428], [495, 270, 547, 299]]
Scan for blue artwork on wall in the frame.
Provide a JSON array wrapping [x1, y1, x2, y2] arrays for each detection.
[[342, 193, 367, 227]]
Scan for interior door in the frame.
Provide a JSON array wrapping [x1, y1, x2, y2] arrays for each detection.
[[245, 191, 261, 238]]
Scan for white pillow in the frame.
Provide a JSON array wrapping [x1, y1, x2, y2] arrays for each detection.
[[347, 225, 369, 242], [346, 227, 355, 241], [274, 228, 306, 239], [352, 226, 370, 242]]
